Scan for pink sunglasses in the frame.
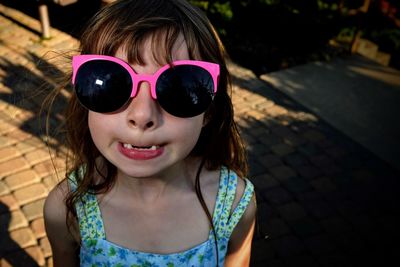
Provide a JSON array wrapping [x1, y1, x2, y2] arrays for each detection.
[[72, 54, 220, 117]]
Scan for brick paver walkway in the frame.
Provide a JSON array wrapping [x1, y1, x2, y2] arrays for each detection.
[[1, 3, 399, 267]]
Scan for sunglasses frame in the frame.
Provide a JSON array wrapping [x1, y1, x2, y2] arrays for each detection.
[[72, 54, 220, 102]]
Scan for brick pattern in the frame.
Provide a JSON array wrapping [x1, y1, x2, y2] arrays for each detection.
[[31, 218, 46, 239], [0, 4, 73, 265], [13, 184, 48, 206], [4, 170, 40, 191], [1, 2, 400, 267], [229, 60, 400, 266]]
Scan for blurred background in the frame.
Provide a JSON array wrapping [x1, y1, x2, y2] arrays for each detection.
[[3, 0, 400, 76], [191, 0, 400, 75]]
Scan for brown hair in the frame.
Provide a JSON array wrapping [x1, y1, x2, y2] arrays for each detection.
[[49, 0, 247, 255]]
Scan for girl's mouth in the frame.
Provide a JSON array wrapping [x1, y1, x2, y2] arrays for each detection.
[[118, 142, 164, 160], [122, 143, 159, 150]]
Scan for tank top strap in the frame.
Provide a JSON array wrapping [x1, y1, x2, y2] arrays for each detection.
[[212, 166, 238, 238], [212, 167, 254, 239], [224, 178, 254, 236], [68, 168, 106, 242]]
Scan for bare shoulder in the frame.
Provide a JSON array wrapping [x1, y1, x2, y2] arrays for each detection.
[[233, 180, 256, 233], [225, 173, 257, 266], [44, 179, 70, 228], [231, 172, 256, 213], [44, 179, 80, 266]]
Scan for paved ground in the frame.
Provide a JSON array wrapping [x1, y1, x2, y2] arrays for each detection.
[[261, 56, 400, 171], [1, 3, 400, 267]]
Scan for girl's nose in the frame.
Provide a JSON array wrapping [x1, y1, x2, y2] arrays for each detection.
[[125, 82, 160, 130]]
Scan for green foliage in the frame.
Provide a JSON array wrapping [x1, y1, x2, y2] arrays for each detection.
[[210, 2, 233, 21], [337, 27, 357, 43], [317, 0, 339, 11], [371, 29, 400, 50], [189, 0, 209, 11], [190, 1, 233, 21], [188, 0, 400, 72], [259, 0, 281, 5]]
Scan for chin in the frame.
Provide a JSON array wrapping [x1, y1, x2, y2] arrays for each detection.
[[115, 161, 174, 179]]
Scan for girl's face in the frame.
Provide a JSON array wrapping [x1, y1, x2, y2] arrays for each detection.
[[88, 36, 205, 179]]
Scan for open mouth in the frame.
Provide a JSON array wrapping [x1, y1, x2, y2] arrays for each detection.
[[119, 142, 165, 160], [122, 143, 160, 150]]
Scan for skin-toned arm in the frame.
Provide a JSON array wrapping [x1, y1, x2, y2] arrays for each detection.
[[225, 179, 257, 267], [43, 180, 80, 267]]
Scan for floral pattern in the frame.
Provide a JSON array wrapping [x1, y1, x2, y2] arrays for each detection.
[[69, 166, 254, 267]]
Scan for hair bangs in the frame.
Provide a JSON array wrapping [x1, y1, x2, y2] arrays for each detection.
[[122, 21, 182, 66], [80, 14, 184, 67]]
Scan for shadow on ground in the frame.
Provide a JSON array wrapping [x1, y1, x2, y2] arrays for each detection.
[[259, 55, 400, 171], [0, 202, 39, 267], [1, 0, 102, 39], [230, 71, 400, 266], [0, 40, 69, 154]]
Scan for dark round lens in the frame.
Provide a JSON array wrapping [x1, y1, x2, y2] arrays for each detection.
[[74, 60, 132, 113], [156, 65, 214, 118]]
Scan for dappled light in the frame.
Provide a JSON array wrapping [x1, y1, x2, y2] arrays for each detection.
[[259, 55, 400, 170], [349, 65, 400, 86]]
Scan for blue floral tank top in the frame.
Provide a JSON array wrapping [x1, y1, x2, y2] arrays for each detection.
[[69, 166, 254, 267]]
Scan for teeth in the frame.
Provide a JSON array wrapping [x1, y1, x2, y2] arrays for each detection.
[[123, 143, 134, 149], [123, 143, 158, 150]]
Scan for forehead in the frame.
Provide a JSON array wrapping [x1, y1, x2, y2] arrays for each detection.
[[116, 32, 190, 66]]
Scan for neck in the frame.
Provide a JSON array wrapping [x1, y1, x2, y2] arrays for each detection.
[[113, 158, 201, 204]]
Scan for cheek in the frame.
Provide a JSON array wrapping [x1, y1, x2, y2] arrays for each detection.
[[88, 112, 114, 147], [88, 112, 101, 134], [168, 115, 204, 149]]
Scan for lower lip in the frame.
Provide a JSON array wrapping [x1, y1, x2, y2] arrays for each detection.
[[118, 143, 164, 160]]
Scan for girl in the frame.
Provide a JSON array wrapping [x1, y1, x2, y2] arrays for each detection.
[[43, 0, 256, 266]]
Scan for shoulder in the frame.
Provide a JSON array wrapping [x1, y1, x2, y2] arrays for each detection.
[[44, 179, 79, 247], [237, 176, 256, 218], [227, 168, 257, 240], [44, 179, 70, 226], [228, 169, 255, 216], [232, 178, 256, 232], [225, 170, 256, 266], [221, 167, 256, 231], [230, 187, 256, 243]]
